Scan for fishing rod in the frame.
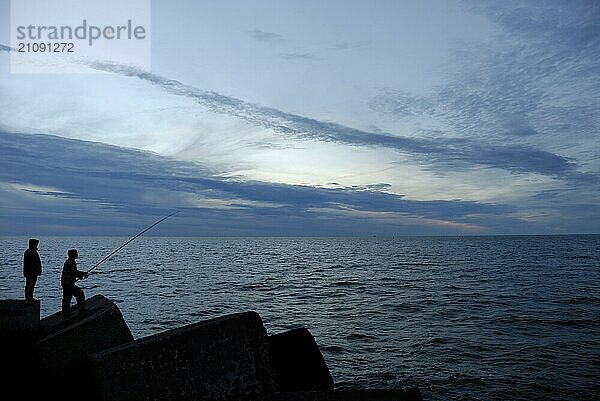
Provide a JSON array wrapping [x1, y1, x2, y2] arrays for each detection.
[[85, 211, 179, 275]]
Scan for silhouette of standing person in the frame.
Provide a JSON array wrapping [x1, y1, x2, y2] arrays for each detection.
[[61, 249, 88, 318], [23, 238, 42, 304]]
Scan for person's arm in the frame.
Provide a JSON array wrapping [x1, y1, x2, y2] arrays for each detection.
[[36, 252, 42, 275], [23, 250, 31, 276], [76, 268, 88, 280]]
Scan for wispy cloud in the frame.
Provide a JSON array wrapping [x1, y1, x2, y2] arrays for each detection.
[[2, 1, 598, 235], [368, 2, 599, 185], [328, 42, 362, 51], [0, 131, 515, 235], [465, 0, 600, 55], [245, 29, 282, 42], [280, 52, 320, 61], [61, 56, 582, 180], [1, 41, 585, 181]]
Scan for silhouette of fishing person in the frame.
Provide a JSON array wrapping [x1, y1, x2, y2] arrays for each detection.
[[61, 249, 88, 318], [23, 238, 42, 304]]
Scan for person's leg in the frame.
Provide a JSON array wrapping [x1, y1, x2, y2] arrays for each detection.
[[25, 276, 32, 300], [25, 276, 36, 302], [73, 285, 86, 313], [30, 275, 37, 299], [62, 286, 73, 318]]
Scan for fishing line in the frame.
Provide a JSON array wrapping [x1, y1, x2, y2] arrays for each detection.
[[85, 210, 179, 275]]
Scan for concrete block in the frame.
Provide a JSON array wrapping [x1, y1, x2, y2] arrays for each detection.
[[36, 294, 134, 385], [269, 328, 334, 392], [0, 300, 44, 398], [88, 311, 276, 401], [0, 299, 40, 340]]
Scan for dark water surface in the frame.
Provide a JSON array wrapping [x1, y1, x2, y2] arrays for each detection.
[[2, 235, 599, 400]]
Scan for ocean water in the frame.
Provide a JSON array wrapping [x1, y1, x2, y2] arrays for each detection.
[[1, 235, 599, 400]]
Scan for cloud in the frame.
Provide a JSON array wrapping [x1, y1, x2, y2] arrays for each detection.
[[466, 2, 599, 139], [2, 1, 598, 235], [50, 55, 579, 180], [465, 0, 600, 54], [0, 131, 515, 235], [369, 90, 435, 118], [280, 52, 320, 61], [368, 2, 599, 184], [328, 42, 362, 51], [1, 39, 585, 181], [246, 29, 283, 42]]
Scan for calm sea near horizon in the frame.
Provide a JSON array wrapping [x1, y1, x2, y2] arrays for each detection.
[[1, 235, 599, 400]]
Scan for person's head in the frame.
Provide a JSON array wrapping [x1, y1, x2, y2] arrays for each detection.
[[68, 249, 78, 260], [28, 238, 39, 249]]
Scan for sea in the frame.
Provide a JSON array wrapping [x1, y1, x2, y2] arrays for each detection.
[[1, 235, 599, 400]]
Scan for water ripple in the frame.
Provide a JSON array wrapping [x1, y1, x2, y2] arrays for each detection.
[[1, 235, 599, 400]]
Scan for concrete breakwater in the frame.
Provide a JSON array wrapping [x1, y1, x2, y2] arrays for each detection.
[[0, 295, 423, 401]]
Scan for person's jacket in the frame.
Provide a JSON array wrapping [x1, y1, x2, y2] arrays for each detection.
[[61, 259, 86, 286], [23, 248, 42, 277]]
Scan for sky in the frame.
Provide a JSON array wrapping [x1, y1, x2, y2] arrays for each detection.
[[0, 0, 599, 236]]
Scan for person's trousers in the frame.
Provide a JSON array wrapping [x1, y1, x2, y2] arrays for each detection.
[[62, 284, 86, 317], [25, 275, 38, 301]]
